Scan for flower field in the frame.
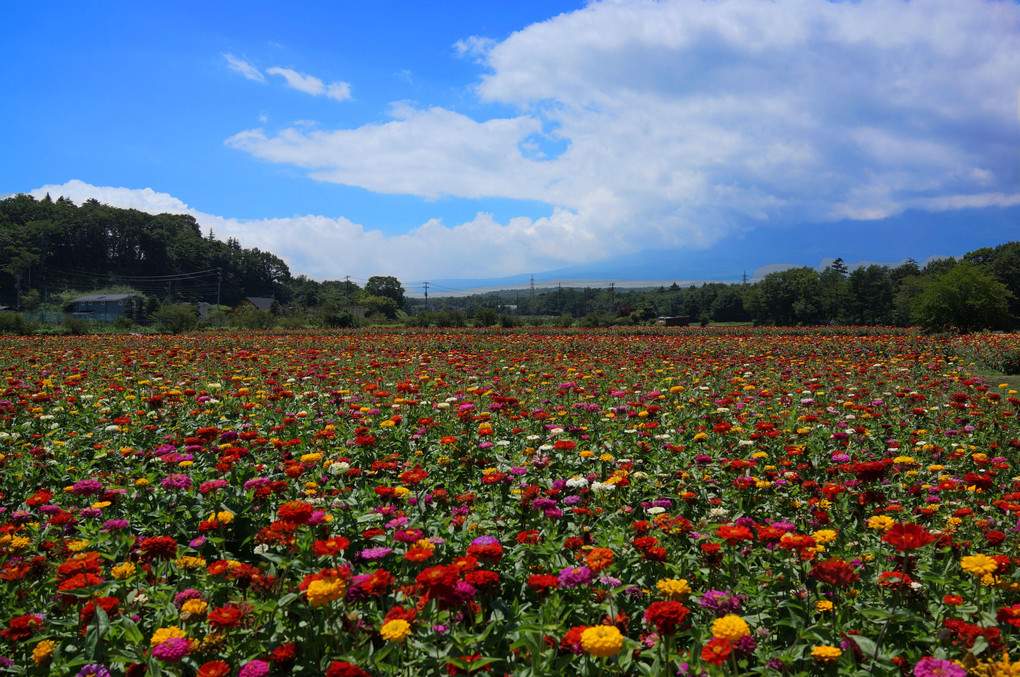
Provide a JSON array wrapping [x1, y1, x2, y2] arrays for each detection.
[[3, 328, 1020, 677]]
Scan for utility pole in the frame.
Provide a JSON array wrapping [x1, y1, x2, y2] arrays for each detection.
[[216, 267, 222, 307], [530, 274, 535, 315], [423, 281, 429, 312], [558, 283, 562, 315], [742, 271, 747, 286], [610, 282, 615, 311]]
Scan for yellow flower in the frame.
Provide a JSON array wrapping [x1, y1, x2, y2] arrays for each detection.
[[655, 578, 692, 600], [66, 539, 90, 552], [961, 554, 999, 577], [306, 577, 346, 607], [867, 515, 895, 532], [32, 639, 56, 666], [8, 536, 31, 552], [150, 626, 187, 647], [175, 556, 207, 570], [812, 529, 838, 545], [181, 599, 208, 616], [811, 645, 842, 662], [711, 615, 750, 641], [579, 450, 595, 458], [580, 625, 624, 658], [599, 453, 615, 462], [969, 652, 1020, 676], [111, 562, 136, 579], [301, 453, 323, 463], [816, 600, 835, 613], [380, 619, 411, 642]]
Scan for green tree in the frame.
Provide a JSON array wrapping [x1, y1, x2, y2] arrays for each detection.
[[152, 304, 198, 334], [365, 276, 405, 310], [845, 265, 893, 325], [913, 262, 1014, 333], [745, 267, 822, 325]]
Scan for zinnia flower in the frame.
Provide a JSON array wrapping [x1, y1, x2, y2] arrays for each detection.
[[655, 578, 691, 600], [76, 665, 113, 677], [32, 639, 55, 666], [326, 661, 372, 677], [961, 554, 998, 577], [643, 601, 690, 635], [701, 637, 732, 666], [580, 625, 624, 658], [152, 637, 190, 663], [238, 659, 270, 677], [380, 619, 411, 642], [197, 661, 232, 677], [882, 523, 936, 551], [712, 615, 750, 641], [912, 657, 966, 677], [811, 645, 842, 662]]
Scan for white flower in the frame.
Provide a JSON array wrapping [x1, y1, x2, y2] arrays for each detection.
[[707, 507, 730, 521], [591, 482, 615, 494], [253, 544, 269, 554], [647, 506, 665, 515], [565, 476, 589, 489]]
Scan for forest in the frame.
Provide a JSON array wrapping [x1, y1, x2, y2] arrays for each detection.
[[1, 193, 1018, 332]]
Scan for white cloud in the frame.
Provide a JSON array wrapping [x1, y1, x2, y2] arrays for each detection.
[[266, 67, 352, 101], [453, 36, 495, 62], [225, 0, 1020, 265], [27, 181, 604, 280], [223, 54, 264, 82]]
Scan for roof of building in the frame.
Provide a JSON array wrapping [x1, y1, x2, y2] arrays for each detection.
[[243, 297, 275, 311], [71, 294, 143, 302]]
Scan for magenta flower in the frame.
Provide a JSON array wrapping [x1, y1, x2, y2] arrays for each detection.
[[152, 637, 189, 662], [913, 657, 966, 677]]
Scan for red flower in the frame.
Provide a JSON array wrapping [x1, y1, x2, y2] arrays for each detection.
[[79, 596, 120, 630], [516, 530, 541, 545], [997, 605, 1020, 628], [877, 571, 914, 588], [559, 625, 588, 655], [138, 535, 178, 561], [943, 594, 965, 605], [701, 637, 733, 665], [881, 523, 936, 552], [207, 604, 244, 630], [326, 661, 372, 677], [446, 653, 492, 675], [465, 570, 500, 590], [527, 574, 559, 596], [269, 642, 301, 668], [313, 537, 351, 556], [715, 525, 753, 546], [643, 601, 691, 635], [277, 500, 315, 525], [809, 559, 859, 588], [1, 614, 44, 642], [197, 661, 231, 677]]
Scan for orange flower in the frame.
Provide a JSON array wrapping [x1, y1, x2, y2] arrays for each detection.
[[881, 523, 935, 552], [585, 548, 614, 573]]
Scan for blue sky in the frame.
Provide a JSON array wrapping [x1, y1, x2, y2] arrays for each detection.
[[4, 0, 1020, 289]]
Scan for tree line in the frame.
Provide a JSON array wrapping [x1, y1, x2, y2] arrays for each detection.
[[1, 194, 1016, 333]]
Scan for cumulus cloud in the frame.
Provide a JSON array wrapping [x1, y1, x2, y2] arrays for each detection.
[[266, 67, 352, 101], [223, 54, 264, 82], [226, 0, 1020, 264], [28, 181, 603, 280]]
